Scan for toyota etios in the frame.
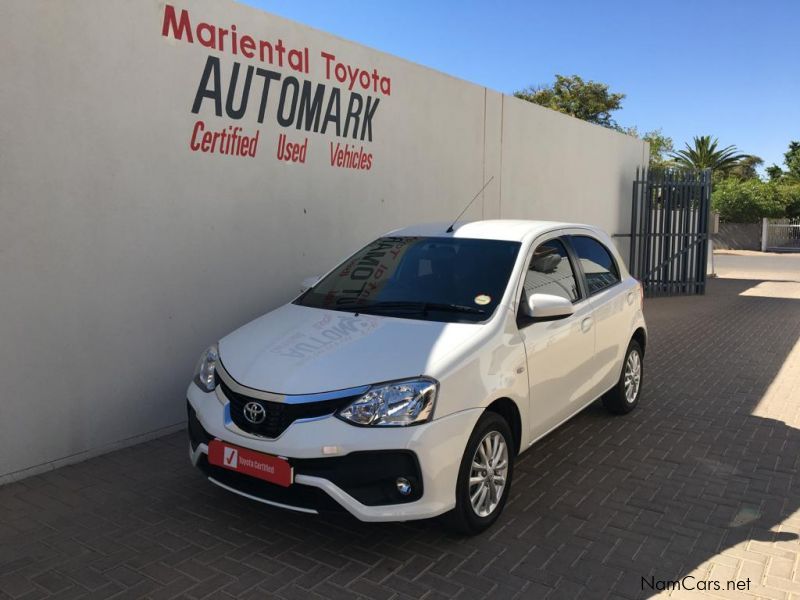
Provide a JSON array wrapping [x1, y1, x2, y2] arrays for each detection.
[[187, 220, 646, 533]]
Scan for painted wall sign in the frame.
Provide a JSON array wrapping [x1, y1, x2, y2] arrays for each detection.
[[161, 4, 389, 170]]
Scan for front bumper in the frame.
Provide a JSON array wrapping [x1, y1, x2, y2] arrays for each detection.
[[187, 383, 482, 521]]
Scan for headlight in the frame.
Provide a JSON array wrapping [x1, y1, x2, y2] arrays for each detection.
[[337, 378, 438, 427], [193, 344, 218, 392]]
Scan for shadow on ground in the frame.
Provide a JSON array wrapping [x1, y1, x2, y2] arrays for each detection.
[[0, 278, 799, 599]]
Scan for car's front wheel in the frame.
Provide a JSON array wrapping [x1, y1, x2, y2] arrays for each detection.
[[444, 412, 514, 535]]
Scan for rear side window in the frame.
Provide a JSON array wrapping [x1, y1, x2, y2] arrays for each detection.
[[570, 235, 620, 295], [523, 239, 580, 302]]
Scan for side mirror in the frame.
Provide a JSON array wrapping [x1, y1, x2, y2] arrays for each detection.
[[301, 275, 321, 292], [523, 293, 574, 319]]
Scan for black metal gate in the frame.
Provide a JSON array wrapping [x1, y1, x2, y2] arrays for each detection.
[[627, 168, 712, 296]]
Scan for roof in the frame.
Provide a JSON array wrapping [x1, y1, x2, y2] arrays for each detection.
[[386, 219, 580, 242]]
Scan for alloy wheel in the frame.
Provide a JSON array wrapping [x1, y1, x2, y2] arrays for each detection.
[[468, 431, 509, 517], [624, 350, 641, 403]]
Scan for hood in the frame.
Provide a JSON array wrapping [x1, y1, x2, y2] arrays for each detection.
[[218, 303, 485, 394]]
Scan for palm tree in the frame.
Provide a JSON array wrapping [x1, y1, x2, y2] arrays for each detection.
[[670, 135, 748, 175]]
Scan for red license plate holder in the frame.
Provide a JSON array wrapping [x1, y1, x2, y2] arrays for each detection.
[[207, 439, 293, 487]]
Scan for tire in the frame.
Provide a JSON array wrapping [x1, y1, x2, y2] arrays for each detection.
[[443, 411, 515, 535], [602, 339, 644, 415]]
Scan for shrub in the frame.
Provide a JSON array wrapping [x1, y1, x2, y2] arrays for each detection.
[[711, 179, 786, 223], [777, 183, 800, 218]]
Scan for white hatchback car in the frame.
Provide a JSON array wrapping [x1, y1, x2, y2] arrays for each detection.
[[187, 220, 646, 533]]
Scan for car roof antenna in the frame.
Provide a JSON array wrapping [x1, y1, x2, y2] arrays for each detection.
[[445, 176, 494, 233]]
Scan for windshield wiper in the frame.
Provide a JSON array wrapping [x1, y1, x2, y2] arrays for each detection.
[[354, 301, 488, 315], [422, 302, 488, 315]]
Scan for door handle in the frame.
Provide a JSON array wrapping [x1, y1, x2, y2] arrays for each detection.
[[627, 292, 635, 305], [581, 317, 593, 333]]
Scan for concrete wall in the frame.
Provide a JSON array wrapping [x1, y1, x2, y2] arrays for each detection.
[[0, 0, 648, 480], [713, 223, 762, 250]]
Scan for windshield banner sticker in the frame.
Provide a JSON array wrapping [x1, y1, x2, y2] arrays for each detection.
[[321, 237, 414, 308]]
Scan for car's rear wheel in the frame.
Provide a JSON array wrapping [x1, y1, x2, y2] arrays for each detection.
[[602, 339, 643, 415], [443, 412, 514, 535]]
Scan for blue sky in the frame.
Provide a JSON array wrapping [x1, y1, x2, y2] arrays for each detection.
[[243, 0, 799, 172]]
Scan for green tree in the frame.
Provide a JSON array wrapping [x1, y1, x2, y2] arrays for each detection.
[[727, 155, 764, 180], [765, 141, 800, 182], [766, 164, 784, 181], [785, 141, 800, 180], [514, 74, 625, 129], [641, 129, 674, 168], [670, 135, 748, 175]]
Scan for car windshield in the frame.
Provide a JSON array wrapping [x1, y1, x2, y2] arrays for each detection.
[[294, 236, 522, 323]]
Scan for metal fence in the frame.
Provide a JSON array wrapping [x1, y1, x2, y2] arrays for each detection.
[[626, 168, 712, 296], [762, 217, 800, 252]]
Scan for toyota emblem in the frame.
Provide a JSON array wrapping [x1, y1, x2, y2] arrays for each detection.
[[243, 401, 267, 425]]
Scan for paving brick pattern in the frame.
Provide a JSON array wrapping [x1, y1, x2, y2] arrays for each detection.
[[1, 278, 799, 599]]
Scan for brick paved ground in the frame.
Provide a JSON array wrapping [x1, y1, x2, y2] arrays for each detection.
[[1, 276, 799, 600]]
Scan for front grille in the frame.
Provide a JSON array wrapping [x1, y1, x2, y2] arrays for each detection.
[[215, 373, 360, 438]]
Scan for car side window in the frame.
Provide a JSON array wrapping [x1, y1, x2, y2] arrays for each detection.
[[522, 238, 580, 304], [570, 235, 620, 295]]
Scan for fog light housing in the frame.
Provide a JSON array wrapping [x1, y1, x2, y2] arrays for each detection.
[[396, 477, 412, 496]]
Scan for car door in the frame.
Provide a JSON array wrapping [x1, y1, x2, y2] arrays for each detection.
[[516, 234, 597, 442], [566, 233, 630, 397]]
